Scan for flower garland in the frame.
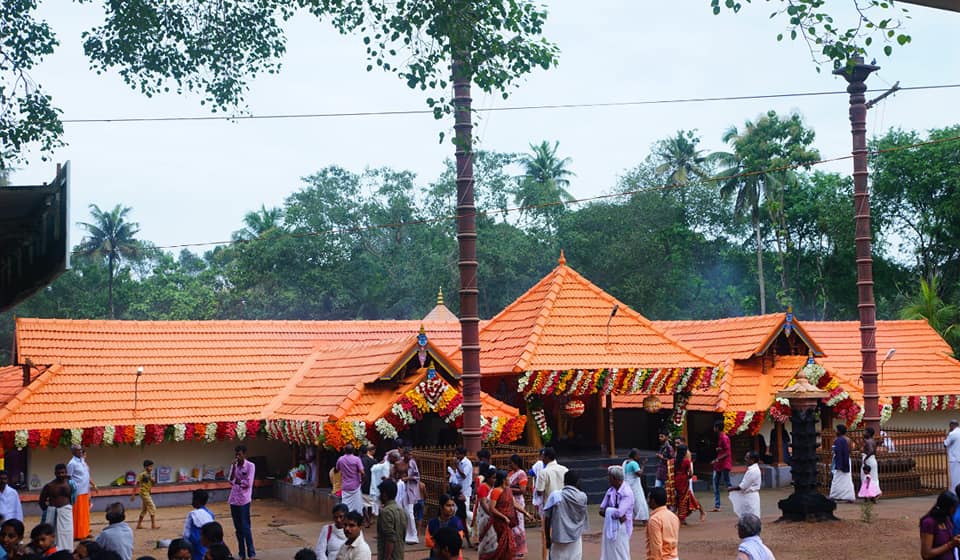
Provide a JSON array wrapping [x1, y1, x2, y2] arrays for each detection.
[[518, 366, 723, 398], [768, 398, 792, 424], [3, 420, 267, 450], [892, 395, 960, 413]]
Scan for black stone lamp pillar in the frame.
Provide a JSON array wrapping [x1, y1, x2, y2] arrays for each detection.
[[777, 365, 838, 521]]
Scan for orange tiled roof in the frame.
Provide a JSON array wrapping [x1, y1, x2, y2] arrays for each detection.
[[653, 313, 823, 361], [422, 289, 460, 322], [804, 320, 960, 398], [1, 318, 463, 431], [267, 335, 462, 423], [469, 254, 715, 374]]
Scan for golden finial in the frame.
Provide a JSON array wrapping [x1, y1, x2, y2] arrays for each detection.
[[419, 324, 426, 335], [437, 287, 444, 306], [558, 249, 566, 266]]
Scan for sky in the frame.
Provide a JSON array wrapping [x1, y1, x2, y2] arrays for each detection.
[[10, 2, 960, 254]]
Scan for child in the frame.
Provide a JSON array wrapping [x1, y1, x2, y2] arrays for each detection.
[[0, 519, 25, 560], [202, 544, 231, 560], [425, 494, 465, 560], [25, 524, 56, 557], [132, 460, 158, 529], [183, 490, 215, 560], [858, 463, 881, 502], [446, 483, 472, 548], [74, 540, 102, 560], [199, 522, 224, 551]]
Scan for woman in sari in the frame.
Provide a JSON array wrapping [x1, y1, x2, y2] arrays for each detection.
[[507, 455, 528, 558], [673, 444, 705, 524], [622, 448, 649, 525], [479, 470, 518, 560], [476, 466, 498, 557]]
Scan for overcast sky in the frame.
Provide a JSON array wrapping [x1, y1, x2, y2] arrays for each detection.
[[10, 2, 960, 253]]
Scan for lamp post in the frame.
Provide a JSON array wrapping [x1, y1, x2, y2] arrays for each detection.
[[777, 360, 837, 521], [833, 57, 881, 434], [133, 366, 144, 417]]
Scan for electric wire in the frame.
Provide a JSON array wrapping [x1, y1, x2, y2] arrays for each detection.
[[58, 83, 960, 124]]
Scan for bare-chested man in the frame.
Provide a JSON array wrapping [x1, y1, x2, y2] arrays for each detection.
[[39, 463, 73, 552]]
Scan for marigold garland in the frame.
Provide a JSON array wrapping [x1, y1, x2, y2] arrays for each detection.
[[518, 366, 722, 399]]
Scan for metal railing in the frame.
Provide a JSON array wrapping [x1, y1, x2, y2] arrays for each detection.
[[414, 444, 540, 523], [818, 427, 948, 498]]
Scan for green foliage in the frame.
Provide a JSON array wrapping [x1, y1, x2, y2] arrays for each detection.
[[900, 276, 959, 350], [513, 141, 576, 233], [76, 204, 142, 319], [0, 0, 63, 169], [1, 1, 557, 166], [710, 0, 912, 70]]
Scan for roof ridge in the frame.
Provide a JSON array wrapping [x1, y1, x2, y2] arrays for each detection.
[[0, 364, 63, 427], [516, 266, 567, 372]]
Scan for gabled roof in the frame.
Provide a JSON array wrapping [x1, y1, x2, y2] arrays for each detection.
[[469, 253, 715, 374], [2, 318, 465, 431], [266, 335, 461, 423], [804, 320, 960, 398], [654, 312, 823, 362]]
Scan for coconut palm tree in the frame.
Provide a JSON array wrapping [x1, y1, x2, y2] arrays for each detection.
[[654, 130, 711, 200], [901, 276, 958, 347], [77, 204, 140, 318], [233, 205, 285, 240], [513, 140, 576, 231], [712, 121, 770, 313]]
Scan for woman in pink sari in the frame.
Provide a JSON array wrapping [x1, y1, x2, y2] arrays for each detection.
[[479, 470, 517, 560], [507, 455, 529, 557]]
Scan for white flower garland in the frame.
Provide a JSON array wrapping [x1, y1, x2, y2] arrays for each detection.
[[173, 424, 186, 442], [826, 390, 848, 407], [517, 371, 533, 393], [897, 397, 908, 413], [70, 428, 83, 446], [802, 363, 827, 385], [351, 421, 369, 446], [134, 425, 146, 446], [205, 422, 218, 442], [374, 418, 398, 440], [103, 425, 115, 446], [14, 430, 27, 450], [236, 421, 247, 440], [735, 411, 756, 435], [880, 403, 893, 425], [920, 396, 929, 411]]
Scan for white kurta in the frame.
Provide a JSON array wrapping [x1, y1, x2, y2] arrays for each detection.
[[946, 428, 960, 491], [729, 463, 762, 519]]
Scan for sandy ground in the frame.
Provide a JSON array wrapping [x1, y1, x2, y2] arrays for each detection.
[[27, 487, 934, 559]]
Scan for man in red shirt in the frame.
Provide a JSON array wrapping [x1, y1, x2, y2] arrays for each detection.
[[711, 421, 732, 511]]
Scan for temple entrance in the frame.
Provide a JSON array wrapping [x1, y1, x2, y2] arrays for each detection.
[[404, 412, 460, 448]]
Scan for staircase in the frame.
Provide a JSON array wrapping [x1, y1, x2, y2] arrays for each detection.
[[561, 451, 659, 502], [561, 450, 711, 502]]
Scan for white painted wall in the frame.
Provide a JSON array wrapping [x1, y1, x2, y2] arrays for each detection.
[[885, 410, 958, 431], [26, 438, 293, 490]]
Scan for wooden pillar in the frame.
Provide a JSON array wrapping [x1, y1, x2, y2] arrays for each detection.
[[314, 446, 323, 488], [774, 422, 786, 466], [595, 394, 605, 453], [606, 394, 616, 458]]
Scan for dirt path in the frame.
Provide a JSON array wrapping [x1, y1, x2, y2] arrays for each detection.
[[32, 488, 931, 559]]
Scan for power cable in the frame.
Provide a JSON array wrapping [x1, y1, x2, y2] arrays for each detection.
[[73, 132, 960, 254], [59, 83, 960, 124]]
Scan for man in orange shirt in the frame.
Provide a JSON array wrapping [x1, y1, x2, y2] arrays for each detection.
[[646, 487, 679, 560]]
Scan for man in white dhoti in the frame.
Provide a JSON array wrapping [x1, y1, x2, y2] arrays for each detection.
[[598, 465, 633, 560], [394, 460, 418, 545], [729, 451, 762, 519], [945, 420, 960, 491], [39, 464, 74, 553], [543, 470, 588, 560], [828, 424, 856, 502], [335, 444, 366, 516]]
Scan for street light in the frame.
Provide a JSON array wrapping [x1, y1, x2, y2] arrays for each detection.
[[880, 348, 896, 386], [134, 366, 144, 416]]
